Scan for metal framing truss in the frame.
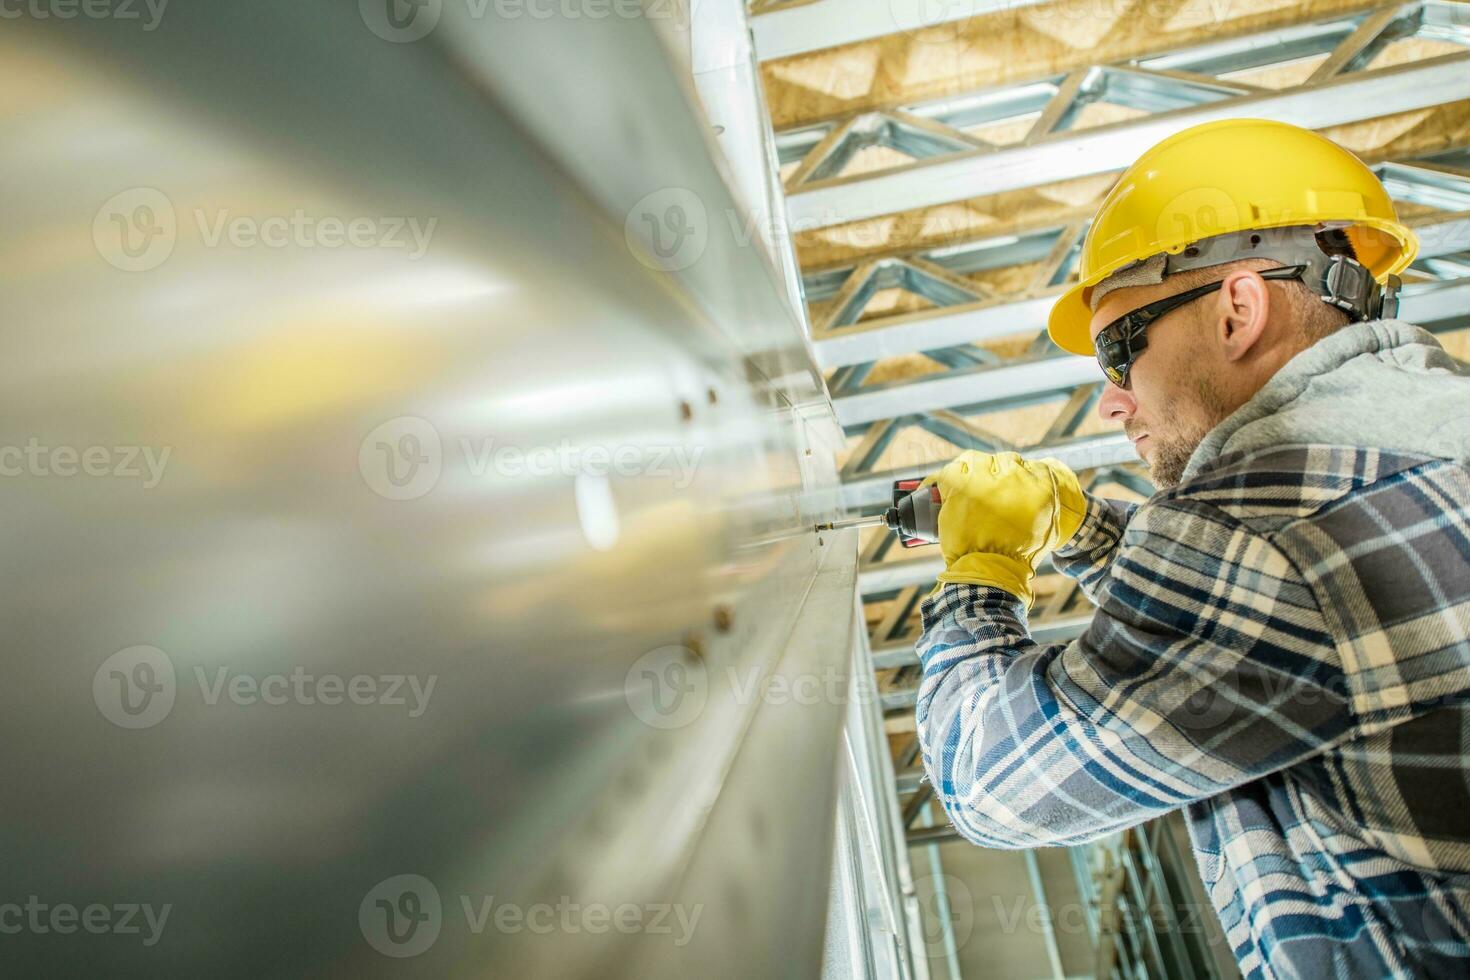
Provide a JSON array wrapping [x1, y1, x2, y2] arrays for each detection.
[[778, 1, 1470, 225]]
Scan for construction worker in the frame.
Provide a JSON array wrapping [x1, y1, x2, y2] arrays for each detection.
[[915, 118, 1470, 978]]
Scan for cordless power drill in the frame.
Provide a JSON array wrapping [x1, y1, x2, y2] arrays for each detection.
[[814, 478, 940, 548]]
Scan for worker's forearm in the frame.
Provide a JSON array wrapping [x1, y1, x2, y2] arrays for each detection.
[[1049, 493, 1138, 601], [913, 583, 1153, 848], [914, 496, 1365, 853]]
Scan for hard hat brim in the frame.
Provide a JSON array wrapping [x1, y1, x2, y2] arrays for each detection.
[[1048, 281, 1101, 357]]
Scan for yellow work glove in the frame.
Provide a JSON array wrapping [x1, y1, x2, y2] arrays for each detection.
[[922, 451, 1087, 607]]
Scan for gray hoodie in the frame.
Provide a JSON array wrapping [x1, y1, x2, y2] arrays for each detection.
[[1185, 318, 1470, 478]]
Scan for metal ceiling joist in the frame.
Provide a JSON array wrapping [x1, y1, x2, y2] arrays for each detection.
[[803, 224, 1063, 296], [800, 159, 1469, 293], [814, 210, 1470, 369], [782, 58, 1267, 191], [1308, 2, 1419, 81], [813, 256, 990, 333], [830, 276, 1470, 427], [1135, 10, 1369, 76], [783, 110, 993, 192], [834, 353, 1099, 426], [819, 293, 1058, 369], [786, 53, 1470, 229], [750, 0, 1049, 62], [860, 556, 944, 595]]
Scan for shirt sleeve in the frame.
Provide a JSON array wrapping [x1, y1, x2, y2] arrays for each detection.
[[914, 494, 1354, 849], [1048, 492, 1139, 604]]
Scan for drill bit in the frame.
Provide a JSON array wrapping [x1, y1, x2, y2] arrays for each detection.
[[814, 514, 889, 532]]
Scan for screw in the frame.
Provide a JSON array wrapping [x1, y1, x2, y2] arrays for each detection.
[[712, 605, 733, 633]]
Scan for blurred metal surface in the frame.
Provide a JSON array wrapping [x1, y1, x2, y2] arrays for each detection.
[[0, 2, 851, 976]]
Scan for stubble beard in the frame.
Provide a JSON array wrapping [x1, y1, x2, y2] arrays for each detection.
[[1138, 370, 1232, 490]]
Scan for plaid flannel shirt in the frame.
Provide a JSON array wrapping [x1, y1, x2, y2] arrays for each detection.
[[915, 445, 1470, 979]]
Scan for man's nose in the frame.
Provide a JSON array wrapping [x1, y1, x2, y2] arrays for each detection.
[[1097, 380, 1136, 422]]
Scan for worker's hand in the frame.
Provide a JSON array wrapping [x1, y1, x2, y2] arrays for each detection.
[[922, 451, 1086, 606]]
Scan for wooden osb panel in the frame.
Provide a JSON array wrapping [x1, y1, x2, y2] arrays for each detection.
[[852, 352, 945, 386], [832, 144, 917, 180], [761, 0, 1382, 129], [967, 114, 1042, 145], [1324, 97, 1470, 160], [1067, 101, 1149, 132], [1440, 327, 1470, 362], [1365, 35, 1468, 71]]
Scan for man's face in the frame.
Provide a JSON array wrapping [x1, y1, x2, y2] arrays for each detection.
[[1088, 281, 1231, 489]]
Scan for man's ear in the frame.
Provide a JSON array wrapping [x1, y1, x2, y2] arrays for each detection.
[[1210, 269, 1270, 363]]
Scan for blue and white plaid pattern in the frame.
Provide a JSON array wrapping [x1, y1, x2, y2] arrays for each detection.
[[916, 445, 1470, 979]]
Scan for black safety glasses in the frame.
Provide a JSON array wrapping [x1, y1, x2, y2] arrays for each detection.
[[1093, 265, 1306, 389]]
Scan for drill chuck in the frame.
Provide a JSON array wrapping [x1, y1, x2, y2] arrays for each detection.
[[888, 478, 941, 548], [814, 480, 942, 546]]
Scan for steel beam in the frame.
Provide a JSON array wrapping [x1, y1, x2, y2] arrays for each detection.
[[860, 556, 945, 595], [750, 0, 1048, 61], [787, 53, 1470, 229], [907, 824, 963, 845], [817, 292, 1058, 368], [833, 353, 1100, 426], [1308, 3, 1416, 82], [1396, 275, 1470, 326], [813, 212, 1470, 368], [831, 276, 1470, 426], [804, 225, 1063, 299]]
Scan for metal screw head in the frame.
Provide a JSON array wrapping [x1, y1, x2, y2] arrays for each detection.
[[712, 605, 733, 633]]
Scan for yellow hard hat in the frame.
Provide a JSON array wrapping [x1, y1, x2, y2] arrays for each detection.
[[1047, 118, 1419, 356]]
